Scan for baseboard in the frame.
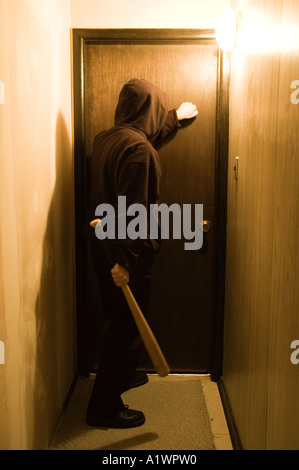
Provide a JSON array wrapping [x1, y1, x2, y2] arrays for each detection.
[[63, 374, 79, 411], [217, 378, 243, 450], [49, 374, 79, 450]]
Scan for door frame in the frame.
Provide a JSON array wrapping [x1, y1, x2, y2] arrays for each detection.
[[72, 29, 229, 381]]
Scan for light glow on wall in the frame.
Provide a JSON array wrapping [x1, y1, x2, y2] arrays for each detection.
[[215, 8, 237, 52], [232, 3, 299, 55]]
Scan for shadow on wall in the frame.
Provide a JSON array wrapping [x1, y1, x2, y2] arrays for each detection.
[[33, 111, 75, 450]]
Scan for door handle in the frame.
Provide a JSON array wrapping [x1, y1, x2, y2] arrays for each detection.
[[202, 220, 211, 233]]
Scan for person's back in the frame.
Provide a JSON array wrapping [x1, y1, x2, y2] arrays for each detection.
[[89, 124, 160, 212]]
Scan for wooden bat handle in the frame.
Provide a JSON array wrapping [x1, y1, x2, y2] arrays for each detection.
[[121, 284, 170, 377], [89, 218, 170, 377]]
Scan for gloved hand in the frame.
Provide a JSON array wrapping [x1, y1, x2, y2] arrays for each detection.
[[176, 102, 198, 120], [111, 263, 130, 287]]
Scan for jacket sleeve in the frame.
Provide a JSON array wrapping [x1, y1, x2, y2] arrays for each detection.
[[152, 109, 181, 148], [109, 143, 151, 273]]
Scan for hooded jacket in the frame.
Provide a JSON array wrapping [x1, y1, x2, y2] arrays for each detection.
[[85, 78, 181, 272]]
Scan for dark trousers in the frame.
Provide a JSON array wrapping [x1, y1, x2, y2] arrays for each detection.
[[86, 241, 155, 417]]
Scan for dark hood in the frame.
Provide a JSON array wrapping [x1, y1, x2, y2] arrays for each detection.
[[114, 78, 169, 141]]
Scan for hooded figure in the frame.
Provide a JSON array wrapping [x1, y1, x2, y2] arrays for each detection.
[[85, 78, 181, 271], [85, 78, 197, 428]]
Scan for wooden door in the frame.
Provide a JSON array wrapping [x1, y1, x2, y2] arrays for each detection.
[[73, 30, 229, 379]]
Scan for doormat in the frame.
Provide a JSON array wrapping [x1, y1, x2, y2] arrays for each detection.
[[50, 375, 215, 451]]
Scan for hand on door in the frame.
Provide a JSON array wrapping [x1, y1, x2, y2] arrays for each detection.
[[176, 102, 198, 120]]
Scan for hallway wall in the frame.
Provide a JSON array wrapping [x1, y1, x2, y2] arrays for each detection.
[[223, 0, 299, 449], [70, 0, 230, 28], [0, 0, 75, 450]]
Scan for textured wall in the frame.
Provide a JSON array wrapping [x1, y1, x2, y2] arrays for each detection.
[[70, 0, 230, 28], [0, 0, 75, 450], [224, 0, 299, 450]]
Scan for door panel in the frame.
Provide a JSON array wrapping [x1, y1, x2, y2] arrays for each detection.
[[73, 30, 228, 377]]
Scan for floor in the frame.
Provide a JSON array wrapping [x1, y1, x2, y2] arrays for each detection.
[[50, 374, 233, 451]]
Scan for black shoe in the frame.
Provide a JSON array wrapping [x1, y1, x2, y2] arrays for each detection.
[[86, 406, 145, 429], [121, 371, 149, 393]]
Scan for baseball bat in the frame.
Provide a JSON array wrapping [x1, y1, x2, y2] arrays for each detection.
[[90, 218, 170, 377]]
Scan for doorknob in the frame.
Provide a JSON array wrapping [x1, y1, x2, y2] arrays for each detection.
[[202, 220, 211, 233]]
